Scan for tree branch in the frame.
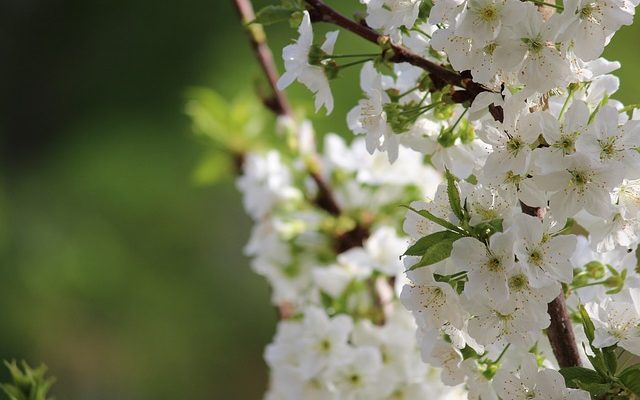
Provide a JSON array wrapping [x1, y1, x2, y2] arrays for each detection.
[[520, 202, 582, 368], [232, 0, 368, 253], [304, 0, 488, 98], [232, 0, 292, 116], [547, 295, 583, 368]]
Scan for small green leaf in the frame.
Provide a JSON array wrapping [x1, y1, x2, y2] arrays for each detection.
[[445, 169, 465, 222], [404, 231, 462, 256], [471, 219, 503, 240], [602, 345, 618, 374], [192, 151, 233, 186], [373, 56, 396, 79], [407, 232, 460, 271], [1, 360, 56, 400], [559, 366, 606, 388], [251, 5, 294, 26], [619, 367, 640, 396], [402, 205, 465, 234], [575, 381, 612, 397]]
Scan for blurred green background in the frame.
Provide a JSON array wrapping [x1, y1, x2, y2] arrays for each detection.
[[0, 1, 638, 398]]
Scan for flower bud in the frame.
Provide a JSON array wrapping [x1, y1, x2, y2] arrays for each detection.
[[585, 261, 605, 279]]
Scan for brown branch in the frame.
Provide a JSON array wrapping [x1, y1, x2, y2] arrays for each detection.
[[232, 0, 369, 253], [304, 0, 488, 98], [547, 295, 583, 368], [232, 0, 292, 116], [520, 202, 582, 368]]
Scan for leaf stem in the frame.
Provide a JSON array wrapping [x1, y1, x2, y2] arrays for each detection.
[[339, 58, 373, 69], [528, 0, 564, 10]]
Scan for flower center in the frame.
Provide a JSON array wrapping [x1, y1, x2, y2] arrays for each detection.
[[599, 136, 618, 159], [555, 131, 579, 154], [528, 249, 543, 266], [569, 169, 591, 190], [506, 136, 524, 155], [509, 274, 528, 291], [522, 35, 545, 54], [487, 256, 503, 272], [478, 4, 499, 22], [483, 42, 497, 56]]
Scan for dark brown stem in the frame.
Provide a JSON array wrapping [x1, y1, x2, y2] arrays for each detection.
[[310, 170, 341, 216], [232, 0, 292, 117], [521, 202, 582, 368], [304, 0, 488, 98], [547, 295, 583, 368]]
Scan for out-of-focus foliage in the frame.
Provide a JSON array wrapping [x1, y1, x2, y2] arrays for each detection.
[[0, 0, 638, 399], [1, 361, 55, 400], [185, 88, 272, 185]]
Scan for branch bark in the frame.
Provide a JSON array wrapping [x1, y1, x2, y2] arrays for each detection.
[[232, 0, 367, 252], [520, 203, 582, 368], [232, 0, 292, 117], [304, 0, 488, 98], [547, 294, 583, 368]]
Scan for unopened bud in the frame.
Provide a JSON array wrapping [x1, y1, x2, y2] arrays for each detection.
[[585, 261, 605, 279]]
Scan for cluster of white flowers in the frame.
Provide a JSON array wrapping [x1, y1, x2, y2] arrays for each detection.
[[231, 0, 640, 397], [237, 128, 473, 398]]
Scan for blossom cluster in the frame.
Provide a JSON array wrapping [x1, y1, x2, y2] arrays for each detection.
[[237, 128, 474, 398], [223, 0, 640, 397]]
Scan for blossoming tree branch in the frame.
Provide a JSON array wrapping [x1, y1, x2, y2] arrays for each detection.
[[189, 0, 640, 397]]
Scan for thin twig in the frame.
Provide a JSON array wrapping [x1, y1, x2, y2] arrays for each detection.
[[520, 201, 582, 368], [304, 0, 489, 98], [232, 0, 367, 252], [232, 0, 292, 116]]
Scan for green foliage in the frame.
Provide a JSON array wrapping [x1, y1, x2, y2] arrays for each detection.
[[402, 173, 508, 271], [402, 206, 463, 234], [559, 367, 606, 387], [185, 87, 268, 150], [185, 88, 272, 184], [560, 306, 640, 398], [251, 0, 305, 27], [445, 170, 464, 222], [619, 365, 640, 396], [405, 230, 462, 270], [1, 361, 55, 400], [252, 5, 295, 26]]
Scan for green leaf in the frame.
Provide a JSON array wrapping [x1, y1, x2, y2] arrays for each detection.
[[1, 360, 56, 400], [404, 231, 462, 256], [619, 365, 640, 396], [575, 381, 612, 397], [251, 5, 294, 26], [471, 219, 503, 240], [192, 151, 233, 186], [602, 345, 618, 375], [373, 56, 396, 79], [407, 232, 460, 271], [445, 169, 465, 222], [402, 205, 465, 234], [560, 367, 606, 388]]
